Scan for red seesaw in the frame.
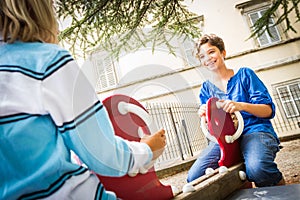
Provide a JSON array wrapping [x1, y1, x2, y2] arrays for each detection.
[[97, 94, 175, 200], [201, 97, 244, 168], [176, 97, 247, 198]]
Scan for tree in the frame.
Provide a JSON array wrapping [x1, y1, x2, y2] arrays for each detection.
[[56, 0, 201, 58], [56, 0, 300, 58], [250, 0, 300, 39]]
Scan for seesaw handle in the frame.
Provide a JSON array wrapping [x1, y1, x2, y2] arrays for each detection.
[[225, 111, 244, 143], [118, 101, 152, 139], [216, 101, 244, 143], [118, 101, 156, 176], [201, 103, 244, 143], [201, 116, 218, 143]]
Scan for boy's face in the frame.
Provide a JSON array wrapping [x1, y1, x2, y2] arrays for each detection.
[[198, 43, 226, 71]]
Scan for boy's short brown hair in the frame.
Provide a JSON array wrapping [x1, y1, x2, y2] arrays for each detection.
[[194, 34, 225, 59]]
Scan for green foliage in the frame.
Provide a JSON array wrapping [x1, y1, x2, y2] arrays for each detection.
[[56, 0, 201, 58], [250, 0, 300, 38], [56, 0, 300, 58]]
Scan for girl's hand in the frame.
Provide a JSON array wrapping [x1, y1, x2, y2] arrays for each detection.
[[141, 129, 166, 160]]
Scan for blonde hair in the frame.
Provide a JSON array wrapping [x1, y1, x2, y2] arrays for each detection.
[[0, 0, 58, 44]]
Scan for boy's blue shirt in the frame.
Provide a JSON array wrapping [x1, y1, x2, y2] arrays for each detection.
[[199, 67, 278, 142]]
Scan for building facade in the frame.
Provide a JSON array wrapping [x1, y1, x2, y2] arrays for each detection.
[[81, 0, 300, 167]]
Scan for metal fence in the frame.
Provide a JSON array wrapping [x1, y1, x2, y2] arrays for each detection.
[[145, 102, 207, 170], [272, 84, 300, 135], [145, 97, 300, 170]]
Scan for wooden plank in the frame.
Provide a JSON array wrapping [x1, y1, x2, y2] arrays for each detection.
[[173, 163, 246, 200]]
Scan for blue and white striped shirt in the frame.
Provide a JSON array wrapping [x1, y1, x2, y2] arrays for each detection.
[[0, 40, 152, 199]]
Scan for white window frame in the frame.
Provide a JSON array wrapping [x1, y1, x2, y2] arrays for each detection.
[[276, 82, 300, 118], [182, 38, 199, 67], [181, 15, 203, 67], [248, 8, 281, 47], [235, 1, 283, 48]]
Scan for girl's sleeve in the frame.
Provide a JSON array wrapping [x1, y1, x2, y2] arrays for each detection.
[[244, 68, 276, 118], [41, 50, 152, 176]]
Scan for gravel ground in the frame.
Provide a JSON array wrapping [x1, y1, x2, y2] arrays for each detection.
[[160, 138, 300, 192]]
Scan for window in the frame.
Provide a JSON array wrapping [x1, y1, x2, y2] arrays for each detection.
[[93, 55, 117, 91], [181, 15, 203, 67], [182, 38, 199, 67], [276, 82, 300, 118], [248, 8, 281, 46], [236, 0, 282, 47]]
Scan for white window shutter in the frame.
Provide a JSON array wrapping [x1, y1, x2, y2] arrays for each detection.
[[94, 56, 117, 91], [248, 8, 281, 47]]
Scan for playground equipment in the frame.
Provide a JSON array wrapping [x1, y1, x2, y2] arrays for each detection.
[[92, 95, 246, 200], [96, 94, 175, 200], [201, 97, 244, 167], [177, 97, 247, 199], [74, 95, 296, 199]]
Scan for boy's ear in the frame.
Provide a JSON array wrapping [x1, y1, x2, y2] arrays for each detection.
[[222, 50, 226, 59]]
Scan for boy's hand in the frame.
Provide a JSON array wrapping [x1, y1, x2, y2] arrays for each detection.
[[198, 104, 207, 117], [218, 100, 241, 113]]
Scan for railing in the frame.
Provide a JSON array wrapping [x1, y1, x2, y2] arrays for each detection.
[[145, 102, 207, 170], [272, 86, 300, 136], [146, 99, 300, 170]]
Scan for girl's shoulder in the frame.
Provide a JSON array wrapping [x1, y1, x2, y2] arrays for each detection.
[[2, 42, 73, 74]]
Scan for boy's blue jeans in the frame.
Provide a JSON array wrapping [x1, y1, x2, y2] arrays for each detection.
[[187, 132, 283, 187]]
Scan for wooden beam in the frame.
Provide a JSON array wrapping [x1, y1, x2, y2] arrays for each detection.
[[173, 163, 246, 200]]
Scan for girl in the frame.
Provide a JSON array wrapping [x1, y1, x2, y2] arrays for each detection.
[[0, 0, 166, 199]]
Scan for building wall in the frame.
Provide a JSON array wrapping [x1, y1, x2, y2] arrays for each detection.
[[81, 0, 300, 111], [76, 2, 300, 167]]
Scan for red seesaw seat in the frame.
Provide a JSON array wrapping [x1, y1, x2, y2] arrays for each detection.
[[201, 97, 244, 167], [97, 94, 174, 200]]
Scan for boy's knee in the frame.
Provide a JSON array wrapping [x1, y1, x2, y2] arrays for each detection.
[[253, 173, 283, 187], [186, 175, 193, 183], [187, 170, 201, 183], [246, 162, 282, 187]]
